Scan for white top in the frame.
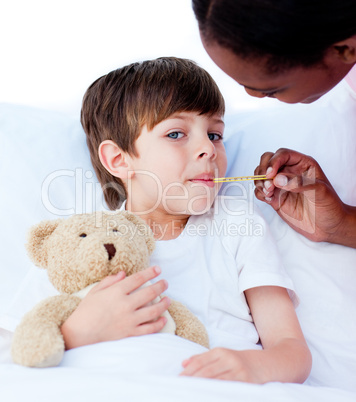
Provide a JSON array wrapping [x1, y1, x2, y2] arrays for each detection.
[[122, 196, 297, 350], [345, 65, 356, 93]]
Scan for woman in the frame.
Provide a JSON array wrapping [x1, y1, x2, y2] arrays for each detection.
[[192, 0, 356, 248]]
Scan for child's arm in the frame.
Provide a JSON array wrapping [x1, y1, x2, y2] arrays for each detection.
[[61, 266, 171, 350], [180, 286, 312, 383]]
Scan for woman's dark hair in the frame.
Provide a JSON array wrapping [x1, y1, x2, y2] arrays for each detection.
[[193, 0, 356, 73], [81, 57, 225, 210]]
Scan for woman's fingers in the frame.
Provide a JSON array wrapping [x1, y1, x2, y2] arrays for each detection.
[[264, 148, 313, 176], [254, 152, 275, 195], [254, 148, 319, 203], [254, 151, 274, 176], [256, 148, 314, 178]]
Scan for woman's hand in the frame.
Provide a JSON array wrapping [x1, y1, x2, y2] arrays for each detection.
[[61, 266, 170, 349], [254, 148, 356, 247]]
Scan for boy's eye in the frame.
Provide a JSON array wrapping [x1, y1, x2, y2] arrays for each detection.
[[208, 133, 223, 141], [167, 131, 184, 139]]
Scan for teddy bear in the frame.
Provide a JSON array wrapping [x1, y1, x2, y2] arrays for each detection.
[[11, 210, 209, 367]]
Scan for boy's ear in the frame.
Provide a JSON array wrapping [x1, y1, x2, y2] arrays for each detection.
[[332, 35, 356, 64], [99, 140, 133, 179]]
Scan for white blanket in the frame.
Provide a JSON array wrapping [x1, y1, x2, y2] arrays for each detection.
[[0, 77, 355, 401], [1, 335, 355, 402]]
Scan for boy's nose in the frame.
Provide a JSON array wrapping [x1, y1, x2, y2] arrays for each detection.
[[198, 140, 216, 160]]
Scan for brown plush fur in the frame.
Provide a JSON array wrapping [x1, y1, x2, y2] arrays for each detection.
[[11, 211, 209, 367]]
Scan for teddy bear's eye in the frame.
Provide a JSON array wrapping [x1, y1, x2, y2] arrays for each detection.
[[79, 233, 87, 238]]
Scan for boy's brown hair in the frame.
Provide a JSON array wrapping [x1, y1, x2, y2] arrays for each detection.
[[81, 57, 225, 210]]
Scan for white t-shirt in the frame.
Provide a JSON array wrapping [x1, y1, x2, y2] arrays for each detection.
[[124, 196, 297, 350], [345, 65, 356, 93]]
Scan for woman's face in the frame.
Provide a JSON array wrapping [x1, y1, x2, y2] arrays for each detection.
[[203, 39, 351, 104]]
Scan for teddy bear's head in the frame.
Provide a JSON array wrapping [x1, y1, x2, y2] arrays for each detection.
[[26, 211, 155, 294]]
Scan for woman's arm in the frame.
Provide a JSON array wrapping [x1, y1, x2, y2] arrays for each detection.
[[180, 286, 311, 383], [61, 266, 170, 350], [254, 148, 356, 249]]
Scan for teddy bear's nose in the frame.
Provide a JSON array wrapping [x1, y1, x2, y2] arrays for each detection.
[[104, 243, 116, 260]]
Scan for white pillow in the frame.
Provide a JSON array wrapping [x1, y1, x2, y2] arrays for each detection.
[[0, 103, 105, 329]]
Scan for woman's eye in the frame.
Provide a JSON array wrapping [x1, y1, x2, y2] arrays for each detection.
[[261, 91, 277, 98], [79, 233, 87, 238], [208, 133, 223, 141], [167, 131, 184, 139]]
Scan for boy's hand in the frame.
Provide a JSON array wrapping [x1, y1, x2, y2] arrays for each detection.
[[181, 286, 312, 384], [61, 266, 170, 349], [180, 348, 264, 382]]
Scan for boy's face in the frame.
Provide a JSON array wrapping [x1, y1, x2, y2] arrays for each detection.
[[125, 111, 227, 216]]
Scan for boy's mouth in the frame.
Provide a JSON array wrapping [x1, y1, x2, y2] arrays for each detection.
[[190, 173, 215, 188]]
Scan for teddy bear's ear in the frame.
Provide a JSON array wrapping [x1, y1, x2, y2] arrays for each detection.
[[26, 219, 61, 268], [121, 212, 155, 254]]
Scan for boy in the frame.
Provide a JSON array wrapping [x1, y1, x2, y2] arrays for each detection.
[[62, 57, 311, 383]]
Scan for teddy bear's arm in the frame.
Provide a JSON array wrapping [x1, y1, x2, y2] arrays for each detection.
[[168, 300, 209, 349], [11, 294, 81, 367]]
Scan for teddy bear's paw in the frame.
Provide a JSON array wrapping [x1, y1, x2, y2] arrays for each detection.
[[31, 349, 64, 368], [11, 320, 65, 368], [13, 347, 64, 368], [11, 294, 81, 367], [168, 300, 209, 349]]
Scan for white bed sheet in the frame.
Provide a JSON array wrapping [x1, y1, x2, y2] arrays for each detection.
[[1, 335, 355, 402], [0, 78, 356, 401]]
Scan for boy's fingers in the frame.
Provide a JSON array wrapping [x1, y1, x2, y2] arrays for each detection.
[[134, 296, 171, 324], [180, 353, 212, 376], [129, 280, 169, 307], [91, 271, 126, 292], [188, 363, 228, 379], [134, 316, 168, 336], [181, 351, 225, 378], [180, 359, 203, 376], [118, 266, 163, 294]]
